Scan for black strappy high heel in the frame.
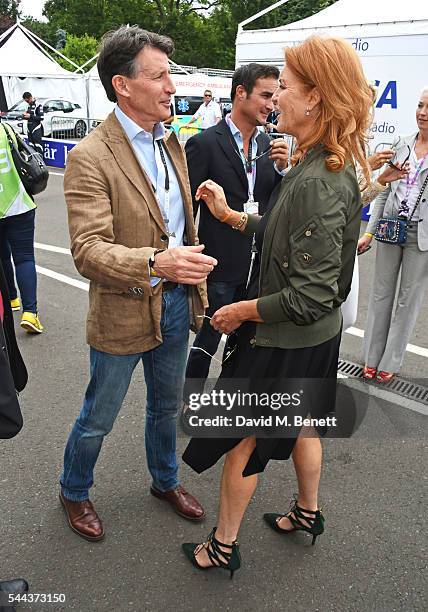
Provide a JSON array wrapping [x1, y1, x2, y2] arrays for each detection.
[[182, 527, 241, 578], [263, 495, 325, 546]]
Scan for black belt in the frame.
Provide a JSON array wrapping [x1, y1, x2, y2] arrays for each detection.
[[162, 281, 178, 292]]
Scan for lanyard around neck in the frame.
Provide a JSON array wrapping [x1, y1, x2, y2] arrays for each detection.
[[155, 140, 170, 192], [153, 140, 175, 237], [399, 150, 428, 217]]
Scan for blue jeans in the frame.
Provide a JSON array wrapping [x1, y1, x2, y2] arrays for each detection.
[[0, 209, 37, 312], [60, 285, 189, 501], [184, 281, 243, 400]]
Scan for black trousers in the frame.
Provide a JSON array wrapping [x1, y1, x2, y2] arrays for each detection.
[[27, 122, 43, 155]]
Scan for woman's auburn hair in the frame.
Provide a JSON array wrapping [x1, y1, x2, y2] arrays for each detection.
[[285, 36, 372, 182]]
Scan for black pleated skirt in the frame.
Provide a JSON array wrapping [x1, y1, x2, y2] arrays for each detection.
[[182, 320, 341, 477]]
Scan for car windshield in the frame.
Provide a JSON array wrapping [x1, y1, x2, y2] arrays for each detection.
[[8, 98, 49, 112]]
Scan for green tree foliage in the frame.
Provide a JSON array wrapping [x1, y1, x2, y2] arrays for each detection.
[[0, 0, 20, 33], [0, 0, 20, 19], [209, 0, 337, 68], [23, 0, 338, 70], [20, 17, 58, 47], [56, 34, 99, 70]]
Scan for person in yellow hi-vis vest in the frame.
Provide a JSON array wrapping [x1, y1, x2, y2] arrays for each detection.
[[0, 123, 43, 333]]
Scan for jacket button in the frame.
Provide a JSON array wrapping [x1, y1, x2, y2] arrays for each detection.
[[160, 234, 168, 241], [249, 337, 256, 347], [305, 229, 312, 237], [302, 253, 312, 263], [422, 199, 426, 203], [282, 258, 289, 269]]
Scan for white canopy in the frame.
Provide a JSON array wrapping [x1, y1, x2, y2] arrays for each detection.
[[0, 24, 73, 77], [0, 23, 87, 112], [236, 0, 428, 65]]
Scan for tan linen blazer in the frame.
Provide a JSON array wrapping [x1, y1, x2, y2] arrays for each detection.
[[64, 112, 207, 355]]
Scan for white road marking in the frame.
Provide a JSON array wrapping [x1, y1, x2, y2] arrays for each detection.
[[33, 252, 428, 360], [339, 377, 428, 417], [345, 326, 364, 338], [345, 325, 428, 359], [35, 242, 70, 255], [48, 171, 64, 176], [33, 262, 428, 408], [35, 265, 88, 292]]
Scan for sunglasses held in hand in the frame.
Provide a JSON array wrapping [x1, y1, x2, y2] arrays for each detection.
[[387, 144, 411, 171]]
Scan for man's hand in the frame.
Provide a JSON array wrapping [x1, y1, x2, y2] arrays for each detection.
[[269, 139, 289, 172], [152, 245, 217, 285], [23, 112, 30, 119]]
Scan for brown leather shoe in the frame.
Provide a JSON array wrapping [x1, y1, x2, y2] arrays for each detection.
[[150, 484, 205, 521], [59, 492, 105, 541]]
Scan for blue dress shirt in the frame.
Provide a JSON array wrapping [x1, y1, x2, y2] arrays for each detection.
[[114, 105, 185, 249]]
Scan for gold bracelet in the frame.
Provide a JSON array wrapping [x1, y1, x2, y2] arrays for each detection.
[[364, 232, 373, 238], [231, 212, 248, 231], [220, 209, 233, 223]]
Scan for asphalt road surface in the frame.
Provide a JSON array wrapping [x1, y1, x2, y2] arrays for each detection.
[[1, 171, 427, 612]]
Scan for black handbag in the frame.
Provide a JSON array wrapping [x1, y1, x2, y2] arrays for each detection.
[[0, 322, 23, 439], [375, 174, 428, 245], [2, 122, 49, 195]]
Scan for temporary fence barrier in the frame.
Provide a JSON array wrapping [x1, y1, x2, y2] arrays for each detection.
[[49, 115, 93, 140]]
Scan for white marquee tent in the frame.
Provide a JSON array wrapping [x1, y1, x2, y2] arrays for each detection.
[[0, 23, 86, 112], [236, 0, 428, 147]]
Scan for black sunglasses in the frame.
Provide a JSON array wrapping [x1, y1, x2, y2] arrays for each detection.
[[193, 317, 238, 366], [388, 144, 411, 171]]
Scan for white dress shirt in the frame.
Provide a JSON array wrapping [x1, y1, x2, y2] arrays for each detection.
[[194, 100, 222, 129]]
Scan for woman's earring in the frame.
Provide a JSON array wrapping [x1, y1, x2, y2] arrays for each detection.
[[305, 108, 310, 116]]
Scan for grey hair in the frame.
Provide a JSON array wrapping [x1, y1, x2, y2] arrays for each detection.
[[97, 25, 174, 103], [421, 86, 428, 97]]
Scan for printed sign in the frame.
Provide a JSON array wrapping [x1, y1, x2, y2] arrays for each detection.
[[41, 138, 76, 168]]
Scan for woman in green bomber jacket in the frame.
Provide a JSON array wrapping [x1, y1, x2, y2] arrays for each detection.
[[181, 36, 373, 577]]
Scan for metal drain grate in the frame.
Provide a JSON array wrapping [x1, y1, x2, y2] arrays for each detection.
[[338, 359, 428, 406]]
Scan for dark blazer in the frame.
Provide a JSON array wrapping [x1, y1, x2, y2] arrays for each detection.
[[185, 118, 281, 284], [0, 261, 26, 438]]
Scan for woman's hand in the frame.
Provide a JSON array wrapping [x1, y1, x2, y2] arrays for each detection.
[[367, 149, 394, 171], [196, 180, 230, 221], [377, 161, 410, 186], [211, 300, 262, 334], [211, 303, 244, 334], [269, 139, 289, 172], [357, 234, 372, 254]]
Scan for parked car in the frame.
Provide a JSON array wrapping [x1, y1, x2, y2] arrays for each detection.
[[2, 97, 87, 139]]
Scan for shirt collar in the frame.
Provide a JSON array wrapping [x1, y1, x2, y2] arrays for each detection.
[[115, 105, 166, 143], [226, 114, 258, 141]]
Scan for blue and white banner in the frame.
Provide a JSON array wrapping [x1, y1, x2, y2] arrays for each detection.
[[41, 138, 76, 168]]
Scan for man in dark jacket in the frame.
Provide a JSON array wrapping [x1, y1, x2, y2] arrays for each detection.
[[184, 63, 288, 397], [22, 92, 44, 155], [0, 261, 29, 611]]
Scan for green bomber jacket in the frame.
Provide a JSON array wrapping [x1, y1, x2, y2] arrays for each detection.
[[244, 144, 362, 349]]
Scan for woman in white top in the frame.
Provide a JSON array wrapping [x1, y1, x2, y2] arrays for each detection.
[[358, 87, 428, 382]]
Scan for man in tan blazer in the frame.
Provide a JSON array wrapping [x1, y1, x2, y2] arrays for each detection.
[[59, 26, 216, 541]]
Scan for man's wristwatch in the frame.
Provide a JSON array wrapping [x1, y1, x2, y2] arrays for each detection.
[[149, 249, 164, 277]]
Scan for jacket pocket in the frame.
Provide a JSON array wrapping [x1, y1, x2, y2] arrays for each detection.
[[290, 214, 334, 267]]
